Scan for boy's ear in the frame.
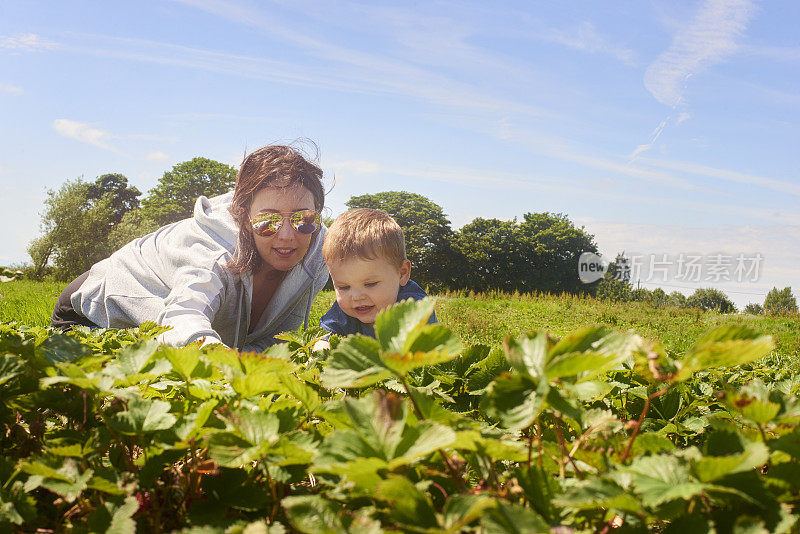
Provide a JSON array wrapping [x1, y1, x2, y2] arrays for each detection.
[[399, 259, 411, 286]]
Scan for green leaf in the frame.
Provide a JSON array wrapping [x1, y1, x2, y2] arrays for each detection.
[[630, 433, 676, 456], [208, 433, 261, 468], [38, 333, 91, 364], [231, 372, 283, 398], [314, 392, 455, 474], [374, 298, 436, 354], [375, 475, 438, 528], [554, 477, 641, 513], [466, 347, 510, 393], [481, 373, 548, 431], [320, 335, 391, 389], [442, 494, 496, 531], [549, 325, 611, 359], [278, 374, 321, 412], [0, 353, 24, 388], [675, 326, 775, 381], [113, 340, 160, 375], [106, 496, 139, 534], [108, 397, 177, 435], [503, 331, 550, 378], [381, 324, 462, 375], [626, 453, 706, 507], [162, 345, 201, 379], [282, 495, 348, 534], [692, 441, 769, 482], [481, 501, 550, 533]]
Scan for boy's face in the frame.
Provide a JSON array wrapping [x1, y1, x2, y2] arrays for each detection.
[[328, 256, 412, 325]]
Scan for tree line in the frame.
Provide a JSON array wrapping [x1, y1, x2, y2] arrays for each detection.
[[25, 157, 797, 315], [27, 159, 601, 295]]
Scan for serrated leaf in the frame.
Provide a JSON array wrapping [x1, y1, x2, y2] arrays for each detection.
[[314, 392, 455, 472], [106, 496, 139, 534], [466, 347, 509, 393], [278, 374, 321, 412], [549, 325, 611, 359], [481, 501, 549, 533], [231, 372, 283, 398], [375, 475, 438, 528], [627, 453, 707, 507], [374, 298, 437, 354], [442, 494, 496, 531], [320, 335, 391, 389], [545, 350, 625, 381], [108, 397, 177, 435], [504, 331, 550, 378], [282, 495, 348, 534], [481, 373, 548, 431], [113, 340, 160, 375], [692, 441, 769, 482], [162, 345, 201, 379], [554, 477, 641, 513], [675, 327, 775, 381]]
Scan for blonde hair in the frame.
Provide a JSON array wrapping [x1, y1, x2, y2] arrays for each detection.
[[323, 208, 406, 267]]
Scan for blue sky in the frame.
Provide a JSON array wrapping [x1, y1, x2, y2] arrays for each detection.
[[1, 0, 798, 308]]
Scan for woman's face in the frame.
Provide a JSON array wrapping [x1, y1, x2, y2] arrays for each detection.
[[248, 184, 317, 273]]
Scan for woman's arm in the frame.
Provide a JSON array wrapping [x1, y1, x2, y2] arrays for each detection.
[[157, 264, 230, 347]]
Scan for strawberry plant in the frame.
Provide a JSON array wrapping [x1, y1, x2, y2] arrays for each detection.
[[0, 299, 798, 532]]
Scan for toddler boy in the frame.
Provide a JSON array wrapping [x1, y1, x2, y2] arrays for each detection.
[[315, 208, 436, 348]]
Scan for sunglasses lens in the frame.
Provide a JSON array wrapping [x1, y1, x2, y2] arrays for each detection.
[[252, 214, 282, 236], [291, 210, 319, 234]]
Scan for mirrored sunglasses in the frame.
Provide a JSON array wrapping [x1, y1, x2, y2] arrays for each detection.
[[251, 209, 320, 237]]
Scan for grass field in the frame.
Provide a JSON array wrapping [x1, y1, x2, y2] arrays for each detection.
[[2, 280, 798, 365]]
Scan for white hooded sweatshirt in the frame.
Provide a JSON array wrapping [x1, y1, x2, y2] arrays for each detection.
[[70, 191, 329, 351]]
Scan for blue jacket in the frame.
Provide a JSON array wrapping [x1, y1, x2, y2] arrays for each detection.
[[320, 280, 437, 338]]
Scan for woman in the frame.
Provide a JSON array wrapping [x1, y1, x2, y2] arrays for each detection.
[[50, 144, 329, 351]]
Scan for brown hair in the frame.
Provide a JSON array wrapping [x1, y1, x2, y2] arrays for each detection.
[[227, 143, 325, 274], [322, 208, 406, 267]]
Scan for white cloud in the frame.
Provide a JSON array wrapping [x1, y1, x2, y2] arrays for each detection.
[[146, 151, 169, 162], [0, 33, 59, 51], [628, 118, 669, 160], [52, 119, 117, 152], [535, 21, 638, 66], [638, 156, 800, 198], [644, 0, 755, 108], [0, 82, 23, 95], [676, 111, 692, 124]]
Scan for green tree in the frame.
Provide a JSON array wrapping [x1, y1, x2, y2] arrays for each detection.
[[516, 212, 598, 294], [686, 288, 736, 314], [28, 180, 117, 280], [667, 291, 687, 308], [86, 173, 141, 225], [763, 287, 798, 315], [594, 253, 632, 303], [649, 287, 668, 307], [454, 218, 523, 292], [141, 157, 237, 226], [743, 303, 763, 315], [345, 191, 457, 289]]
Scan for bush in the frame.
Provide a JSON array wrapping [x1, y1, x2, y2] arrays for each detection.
[[0, 300, 790, 532], [763, 286, 798, 315], [667, 290, 687, 308], [744, 303, 763, 315], [686, 287, 736, 313]]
